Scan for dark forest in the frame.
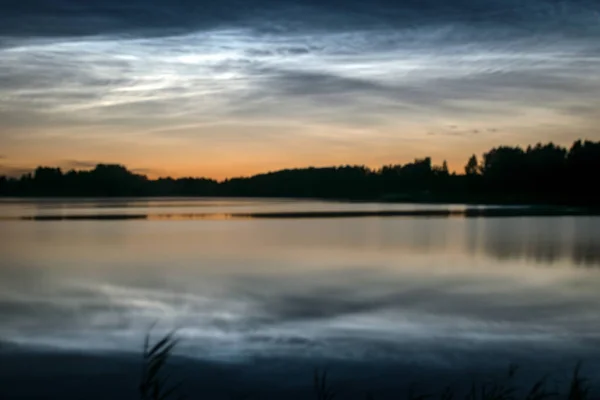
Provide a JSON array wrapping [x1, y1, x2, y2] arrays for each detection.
[[2, 140, 599, 206]]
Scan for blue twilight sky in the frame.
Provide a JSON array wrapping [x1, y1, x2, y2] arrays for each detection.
[[1, 0, 599, 178]]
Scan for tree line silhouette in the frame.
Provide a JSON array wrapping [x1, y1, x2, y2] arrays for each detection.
[[1, 139, 599, 205]]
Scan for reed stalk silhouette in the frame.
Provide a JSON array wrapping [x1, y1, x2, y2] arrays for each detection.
[[139, 330, 184, 400]]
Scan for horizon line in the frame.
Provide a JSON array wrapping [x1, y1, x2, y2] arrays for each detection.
[[1, 138, 597, 182]]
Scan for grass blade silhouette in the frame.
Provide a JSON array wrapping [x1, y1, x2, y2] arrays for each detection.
[[314, 369, 336, 400], [567, 363, 590, 400], [139, 330, 183, 400]]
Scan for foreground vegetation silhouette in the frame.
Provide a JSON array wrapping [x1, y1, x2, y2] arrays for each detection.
[[1, 139, 599, 206], [141, 331, 595, 400]]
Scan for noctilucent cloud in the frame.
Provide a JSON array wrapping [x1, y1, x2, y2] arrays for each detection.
[[1, 0, 599, 178]]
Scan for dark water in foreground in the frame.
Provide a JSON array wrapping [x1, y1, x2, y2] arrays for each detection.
[[1, 198, 600, 399]]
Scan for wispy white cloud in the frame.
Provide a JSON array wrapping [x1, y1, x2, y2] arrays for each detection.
[[1, 0, 599, 174], [2, 28, 599, 135]]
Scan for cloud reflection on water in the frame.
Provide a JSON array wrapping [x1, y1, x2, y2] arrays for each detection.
[[0, 200, 599, 366]]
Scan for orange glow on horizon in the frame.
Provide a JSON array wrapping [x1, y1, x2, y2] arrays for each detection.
[[1, 123, 592, 181]]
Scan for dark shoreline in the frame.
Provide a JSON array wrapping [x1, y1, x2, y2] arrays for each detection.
[[2, 205, 599, 221]]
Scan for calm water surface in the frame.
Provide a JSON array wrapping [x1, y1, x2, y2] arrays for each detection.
[[1, 198, 600, 370]]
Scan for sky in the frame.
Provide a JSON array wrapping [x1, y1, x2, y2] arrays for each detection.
[[1, 0, 599, 179]]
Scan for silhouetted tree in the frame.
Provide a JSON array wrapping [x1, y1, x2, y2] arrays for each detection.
[[566, 140, 600, 204], [464, 155, 480, 176]]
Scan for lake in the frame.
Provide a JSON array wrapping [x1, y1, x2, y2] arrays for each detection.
[[1, 198, 600, 399]]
